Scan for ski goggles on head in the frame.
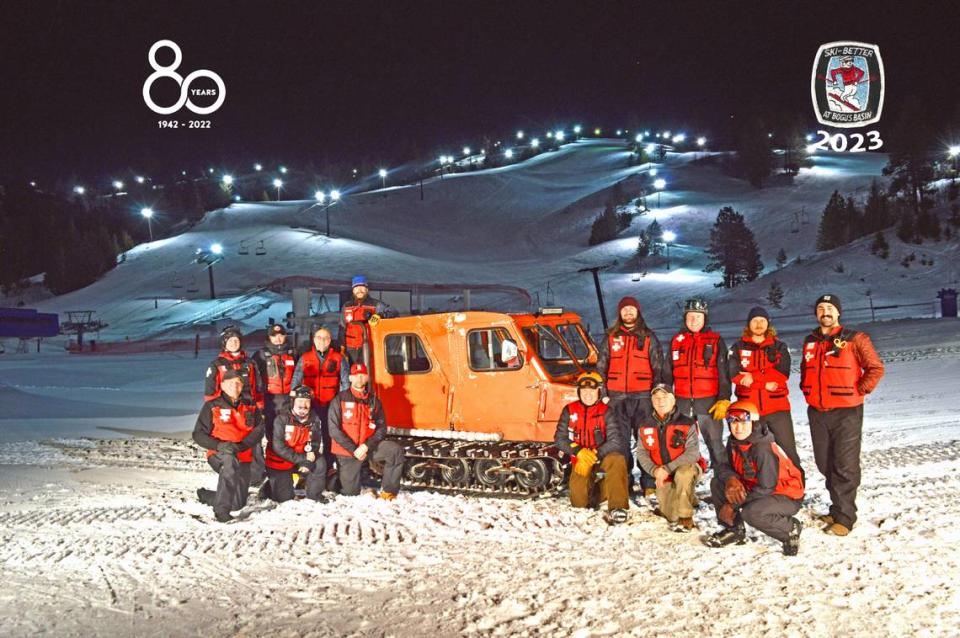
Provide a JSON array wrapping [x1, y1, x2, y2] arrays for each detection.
[[291, 385, 313, 400]]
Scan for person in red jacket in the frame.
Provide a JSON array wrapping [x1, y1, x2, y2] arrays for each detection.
[[204, 325, 266, 485], [264, 386, 328, 503], [193, 369, 265, 522], [327, 363, 406, 499], [595, 296, 666, 496], [337, 275, 398, 365], [800, 294, 884, 536], [253, 323, 297, 436], [635, 384, 706, 531], [553, 371, 629, 523], [729, 306, 802, 478], [704, 401, 804, 555], [664, 298, 731, 468], [291, 326, 349, 485]]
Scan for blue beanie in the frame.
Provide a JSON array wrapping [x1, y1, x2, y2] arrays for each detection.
[[351, 275, 368, 288], [747, 306, 770, 322]]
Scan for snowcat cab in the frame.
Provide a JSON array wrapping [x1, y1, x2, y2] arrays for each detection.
[[361, 308, 597, 496]]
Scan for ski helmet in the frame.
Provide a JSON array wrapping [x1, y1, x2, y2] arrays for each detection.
[[684, 298, 708, 315], [576, 371, 603, 388], [291, 385, 313, 401], [725, 400, 759, 423]]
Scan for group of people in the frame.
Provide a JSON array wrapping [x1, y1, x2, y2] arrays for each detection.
[[192, 276, 403, 522], [191, 277, 885, 554], [556, 293, 884, 555]]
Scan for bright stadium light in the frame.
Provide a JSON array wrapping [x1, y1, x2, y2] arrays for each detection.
[[516, 130, 524, 140], [463, 146, 471, 155], [273, 178, 283, 188], [136, 175, 146, 184], [113, 180, 124, 190], [697, 136, 707, 147], [635, 134, 643, 143], [649, 168, 658, 176], [805, 134, 814, 142], [74, 186, 85, 195], [505, 148, 514, 159], [654, 178, 666, 190], [573, 125, 582, 134], [594, 128, 601, 136], [546, 131, 553, 139], [531, 138, 540, 148], [663, 230, 676, 242], [806, 144, 817, 155], [208, 168, 214, 174], [210, 243, 223, 255], [234, 195, 241, 202], [673, 133, 686, 143], [141, 208, 154, 240], [646, 143, 657, 154], [254, 163, 263, 171], [279, 166, 288, 174], [378, 168, 387, 178], [616, 129, 623, 136], [949, 145, 960, 158], [222, 174, 234, 185], [330, 189, 341, 201], [315, 190, 326, 203], [555, 130, 565, 141]]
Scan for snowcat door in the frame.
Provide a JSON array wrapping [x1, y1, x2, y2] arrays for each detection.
[[375, 328, 451, 430], [452, 323, 547, 442]]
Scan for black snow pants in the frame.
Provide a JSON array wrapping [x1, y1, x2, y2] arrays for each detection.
[[711, 475, 801, 542], [809, 404, 863, 529], [336, 439, 405, 496]]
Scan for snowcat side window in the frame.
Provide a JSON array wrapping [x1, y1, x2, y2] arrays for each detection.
[[467, 328, 522, 372], [384, 334, 431, 374]]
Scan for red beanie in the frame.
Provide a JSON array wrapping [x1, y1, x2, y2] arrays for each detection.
[[618, 296, 641, 313]]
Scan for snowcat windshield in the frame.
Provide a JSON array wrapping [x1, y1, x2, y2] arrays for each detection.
[[522, 322, 591, 378]]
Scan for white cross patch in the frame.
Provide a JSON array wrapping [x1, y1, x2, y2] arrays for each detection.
[[219, 408, 232, 421], [645, 436, 655, 447], [804, 352, 814, 362], [612, 341, 622, 352], [741, 358, 751, 368], [676, 335, 685, 342], [344, 410, 353, 419], [569, 413, 579, 423]]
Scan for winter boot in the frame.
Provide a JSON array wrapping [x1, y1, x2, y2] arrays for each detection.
[[783, 518, 802, 556], [604, 508, 628, 525], [214, 509, 234, 523], [824, 522, 850, 536], [818, 514, 834, 526], [678, 517, 697, 531], [379, 491, 397, 501], [643, 487, 656, 498], [197, 488, 216, 507], [704, 522, 746, 548]]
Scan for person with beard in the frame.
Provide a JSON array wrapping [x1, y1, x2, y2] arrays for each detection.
[[264, 385, 329, 503], [595, 296, 666, 496], [729, 307, 803, 477], [800, 294, 884, 536], [554, 371, 630, 523], [193, 369, 266, 522], [664, 298, 731, 469], [327, 363, 406, 499], [291, 326, 349, 487], [337, 275, 398, 365]]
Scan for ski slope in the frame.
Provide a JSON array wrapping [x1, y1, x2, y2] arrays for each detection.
[[20, 139, 942, 344]]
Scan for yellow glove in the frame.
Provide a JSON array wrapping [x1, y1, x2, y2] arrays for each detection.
[[574, 448, 598, 477], [709, 399, 730, 420], [369, 313, 382, 326]]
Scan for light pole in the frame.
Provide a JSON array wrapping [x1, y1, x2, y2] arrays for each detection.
[[273, 178, 283, 201], [663, 230, 676, 270], [654, 178, 666, 209], [141, 207, 154, 241], [379, 168, 387, 189], [949, 146, 960, 181]]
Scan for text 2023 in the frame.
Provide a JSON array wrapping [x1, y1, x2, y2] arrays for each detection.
[[810, 131, 882, 152]]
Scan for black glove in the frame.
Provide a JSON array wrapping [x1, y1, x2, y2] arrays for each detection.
[[217, 441, 240, 454]]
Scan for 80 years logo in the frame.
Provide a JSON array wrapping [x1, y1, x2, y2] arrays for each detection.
[[142, 40, 225, 115]]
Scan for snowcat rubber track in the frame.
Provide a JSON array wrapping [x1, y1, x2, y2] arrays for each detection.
[[386, 436, 567, 498]]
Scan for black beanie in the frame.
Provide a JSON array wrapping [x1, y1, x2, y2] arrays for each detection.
[[814, 294, 842, 313], [747, 306, 770, 322]]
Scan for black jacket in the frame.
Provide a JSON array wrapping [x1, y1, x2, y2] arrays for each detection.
[[271, 409, 323, 468], [553, 401, 627, 459]]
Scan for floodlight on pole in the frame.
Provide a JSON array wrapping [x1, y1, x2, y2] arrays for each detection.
[[378, 168, 387, 188], [222, 174, 234, 186], [505, 149, 514, 159], [653, 178, 666, 209], [663, 230, 676, 269], [74, 186, 85, 195], [650, 168, 658, 177], [315, 191, 326, 203], [136, 176, 146, 184], [279, 166, 288, 174], [516, 130, 524, 140], [254, 163, 263, 171], [141, 207, 154, 241], [555, 130, 565, 141], [463, 146, 471, 156], [697, 137, 706, 147], [531, 138, 540, 148], [273, 178, 283, 200], [113, 180, 124, 190]]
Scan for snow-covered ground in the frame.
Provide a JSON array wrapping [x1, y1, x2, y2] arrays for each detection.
[[1, 317, 958, 636]]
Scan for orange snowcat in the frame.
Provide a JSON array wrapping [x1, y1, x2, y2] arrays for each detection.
[[357, 308, 598, 496]]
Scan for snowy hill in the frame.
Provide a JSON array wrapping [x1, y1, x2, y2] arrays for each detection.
[[29, 139, 944, 342]]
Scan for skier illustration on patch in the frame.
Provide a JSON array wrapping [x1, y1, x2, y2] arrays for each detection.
[[827, 55, 865, 112]]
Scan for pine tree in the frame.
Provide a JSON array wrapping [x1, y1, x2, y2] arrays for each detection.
[[897, 210, 916, 243], [588, 204, 619, 245], [844, 196, 863, 243], [767, 281, 784, 309], [816, 191, 848, 250], [862, 179, 891, 234], [735, 118, 775, 188], [776, 248, 787, 268], [882, 98, 936, 216], [704, 206, 764, 288], [636, 230, 650, 269], [870, 231, 890, 259], [648, 219, 664, 255]]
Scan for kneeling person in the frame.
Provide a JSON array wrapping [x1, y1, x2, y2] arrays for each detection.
[[265, 386, 328, 503], [636, 384, 705, 531], [192, 369, 265, 522], [328, 363, 405, 499], [554, 372, 629, 523], [705, 401, 804, 555]]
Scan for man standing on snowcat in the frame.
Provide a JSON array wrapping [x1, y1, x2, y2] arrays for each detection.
[[337, 275, 398, 366]]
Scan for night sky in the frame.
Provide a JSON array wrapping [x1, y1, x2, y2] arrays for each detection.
[[2, 1, 959, 184]]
